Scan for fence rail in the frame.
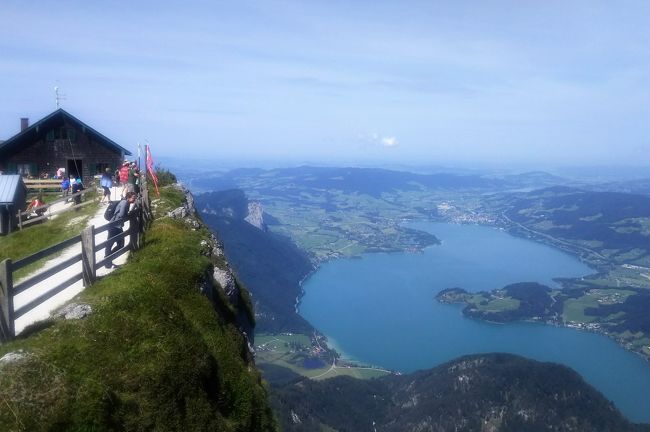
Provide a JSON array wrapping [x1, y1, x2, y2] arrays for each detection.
[[17, 188, 95, 229], [23, 179, 62, 190], [0, 188, 150, 342]]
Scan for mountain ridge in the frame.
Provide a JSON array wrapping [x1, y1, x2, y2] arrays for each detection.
[[272, 353, 650, 432]]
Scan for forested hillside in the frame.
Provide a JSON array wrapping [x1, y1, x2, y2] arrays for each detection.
[[272, 353, 650, 432]]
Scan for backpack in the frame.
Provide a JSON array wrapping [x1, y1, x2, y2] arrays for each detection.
[[104, 200, 121, 221]]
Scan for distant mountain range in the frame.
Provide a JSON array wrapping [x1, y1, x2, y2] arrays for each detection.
[[271, 353, 649, 432], [586, 178, 650, 196], [187, 166, 576, 196]]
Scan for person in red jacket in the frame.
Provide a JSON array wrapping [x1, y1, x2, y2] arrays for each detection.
[[119, 161, 130, 197]]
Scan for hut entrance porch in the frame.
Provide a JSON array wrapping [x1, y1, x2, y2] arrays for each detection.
[[67, 159, 83, 181]]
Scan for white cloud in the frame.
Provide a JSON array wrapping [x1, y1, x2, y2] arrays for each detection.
[[358, 132, 399, 149], [381, 136, 398, 147]]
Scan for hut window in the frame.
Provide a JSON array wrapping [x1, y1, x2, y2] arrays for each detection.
[[46, 128, 76, 141], [95, 163, 110, 174], [17, 163, 37, 177]]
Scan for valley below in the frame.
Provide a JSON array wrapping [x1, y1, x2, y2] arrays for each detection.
[[188, 165, 650, 425]]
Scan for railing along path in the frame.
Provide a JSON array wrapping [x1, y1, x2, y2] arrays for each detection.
[[0, 187, 152, 342]]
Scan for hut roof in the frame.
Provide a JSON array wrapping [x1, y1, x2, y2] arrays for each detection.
[[0, 175, 25, 204], [0, 109, 132, 158]]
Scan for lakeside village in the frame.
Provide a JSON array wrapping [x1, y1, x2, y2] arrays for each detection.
[[436, 201, 495, 225]]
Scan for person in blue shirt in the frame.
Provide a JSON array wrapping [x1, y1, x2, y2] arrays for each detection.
[[100, 168, 113, 203], [61, 177, 70, 197]]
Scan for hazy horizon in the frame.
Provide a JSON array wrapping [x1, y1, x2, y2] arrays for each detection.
[[2, 1, 650, 167]]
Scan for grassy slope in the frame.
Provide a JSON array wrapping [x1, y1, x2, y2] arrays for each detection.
[[0, 185, 277, 431], [0, 192, 99, 279]]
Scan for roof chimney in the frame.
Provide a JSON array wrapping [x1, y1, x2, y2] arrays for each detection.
[[20, 118, 29, 132]]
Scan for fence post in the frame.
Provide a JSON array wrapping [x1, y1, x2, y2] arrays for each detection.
[[141, 188, 151, 225], [0, 259, 15, 342], [129, 213, 141, 251], [17, 210, 22, 231], [81, 225, 96, 287]]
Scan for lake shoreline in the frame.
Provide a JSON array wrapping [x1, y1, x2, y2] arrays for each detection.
[[297, 217, 648, 365], [298, 221, 650, 422]]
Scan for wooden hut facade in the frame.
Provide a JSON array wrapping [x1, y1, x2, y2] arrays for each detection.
[[0, 109, 132, 184]]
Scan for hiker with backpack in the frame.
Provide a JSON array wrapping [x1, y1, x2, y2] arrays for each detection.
[[104, 191, 137, 269]]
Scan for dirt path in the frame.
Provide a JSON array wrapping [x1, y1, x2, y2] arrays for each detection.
[[13, 186, 131, 334]]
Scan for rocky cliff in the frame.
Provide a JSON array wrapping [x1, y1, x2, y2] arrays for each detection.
[[196, 189, 314, 334]]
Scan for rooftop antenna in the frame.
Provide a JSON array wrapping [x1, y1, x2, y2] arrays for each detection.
[[54, 85, 66, 109]]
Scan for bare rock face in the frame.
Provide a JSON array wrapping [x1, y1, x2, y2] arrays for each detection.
[[244, 201, 267, 231], [167, 187, 201, 229], [53, 303, 93, 320], [0, 350, 27, 367], [213, 267, 238, 305], [168, 206, 188, 219]]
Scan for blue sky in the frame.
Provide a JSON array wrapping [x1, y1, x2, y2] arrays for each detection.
[[1, 0, 649, 168]]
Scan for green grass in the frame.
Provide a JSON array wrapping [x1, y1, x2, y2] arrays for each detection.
[[311, 366, 389, 380], [563, 296, 599, 323], [0, 200, 99, 262], [470, 296, 520, 312], [255, 333, 389, 381], [0, 185, 278, 431], [0, 198, 100, 279], [256, 333, 312, 348]]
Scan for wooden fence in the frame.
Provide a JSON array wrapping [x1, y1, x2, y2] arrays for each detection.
[[23, 179, 63, 190], [17, 188, 95, 230], [0, 187, 152, 342]]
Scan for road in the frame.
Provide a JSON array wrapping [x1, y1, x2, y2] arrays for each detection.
[[500, 212, 606, 261]]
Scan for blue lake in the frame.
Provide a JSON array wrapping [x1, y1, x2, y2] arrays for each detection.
[[299, 222, 650, 423]]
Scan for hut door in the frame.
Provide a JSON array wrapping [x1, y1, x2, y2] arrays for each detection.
[[67, 159, 83, 181]]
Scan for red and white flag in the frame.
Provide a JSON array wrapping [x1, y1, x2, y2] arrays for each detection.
[[146, 144, 160, 197]]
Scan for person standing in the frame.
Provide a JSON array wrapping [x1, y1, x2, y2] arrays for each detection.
[[119, 161, 130, 197], [72, 178, 84, 205], [105, 191, 137, 269], [126, 162, 139, 195], [61, 177, 70, 197], [100, 168, 113, 203]]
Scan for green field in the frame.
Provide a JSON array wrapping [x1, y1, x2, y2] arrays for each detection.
[[255, 333, 390, 380], [563, 297, 599, 323], [563, 289, 636, 323], [468, 294, 520, 312]]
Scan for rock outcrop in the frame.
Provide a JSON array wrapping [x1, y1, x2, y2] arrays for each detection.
[[245, 201, 267, 231]]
